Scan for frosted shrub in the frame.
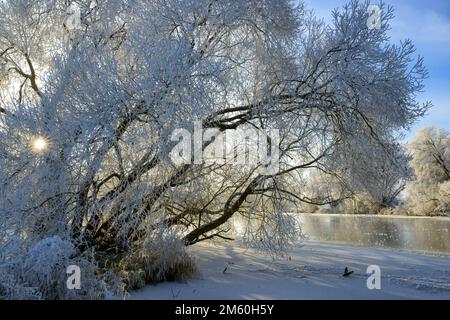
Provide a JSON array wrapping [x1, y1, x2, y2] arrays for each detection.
[[339, 195, 383, 215], [120, 227, 197, 289], [64, 256, 106, 300], [24, 236, 75, 281], [24, 236, 100, 299], [0, 237, 41, 300], [23, 236, 76, 299], [0, 271, 42, 300], [0, 236, 105, 300], [378, 206, 409, 216]]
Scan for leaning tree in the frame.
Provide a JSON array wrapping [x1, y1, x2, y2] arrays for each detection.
[[0, 0, 429, 297]]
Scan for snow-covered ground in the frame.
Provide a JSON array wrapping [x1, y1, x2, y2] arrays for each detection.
[[129, 241, 450, 300]]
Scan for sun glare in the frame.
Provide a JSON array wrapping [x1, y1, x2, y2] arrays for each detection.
[[31, 136, 48, 153]]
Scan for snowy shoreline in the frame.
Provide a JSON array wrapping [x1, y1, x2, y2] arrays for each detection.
[[127, 241, 450, 300]]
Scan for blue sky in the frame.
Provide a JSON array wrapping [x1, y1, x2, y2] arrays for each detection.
[[303, 0, 450, 141]]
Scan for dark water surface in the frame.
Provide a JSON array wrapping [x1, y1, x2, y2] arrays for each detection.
[[297, 214, 450, 254]]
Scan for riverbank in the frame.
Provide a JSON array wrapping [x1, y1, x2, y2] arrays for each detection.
[[128, 241, 450, 300]]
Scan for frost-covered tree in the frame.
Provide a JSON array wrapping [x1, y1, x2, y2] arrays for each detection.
[[324, 135, 412, 214], [0, 0, 430, 298], [406, 128, 449, 216]]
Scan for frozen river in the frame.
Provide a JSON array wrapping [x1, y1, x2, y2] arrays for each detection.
[[297, 214, 450, 254]]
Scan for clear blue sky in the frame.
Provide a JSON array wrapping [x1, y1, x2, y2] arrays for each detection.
[[303, 0, 450, 141]]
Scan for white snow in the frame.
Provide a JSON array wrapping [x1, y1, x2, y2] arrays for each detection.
[[128, 241, 450, 300]]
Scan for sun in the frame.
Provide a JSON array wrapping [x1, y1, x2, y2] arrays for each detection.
[[31, 136, 48, 153]]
